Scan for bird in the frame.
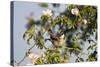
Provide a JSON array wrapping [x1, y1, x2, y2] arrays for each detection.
[[46, 29, 65, 48]]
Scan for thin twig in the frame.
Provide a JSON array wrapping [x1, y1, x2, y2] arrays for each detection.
[[17, 55, 26, 66], [16, 44, 35, 66], [28, 44, 35, 52]]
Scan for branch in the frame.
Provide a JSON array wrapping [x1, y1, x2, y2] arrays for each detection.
[[16, 44, 35, 66], [17, 55, 26, 66]]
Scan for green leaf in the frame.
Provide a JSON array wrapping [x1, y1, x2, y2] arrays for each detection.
[[73, 42, 80, 48], [76, 57, 84, 62], [41, 15, 50, 24], [87, 44, 96, 50], [27, 34, 33, 45], [23, 33, 26, 40], [38, 3, 48, 8], [79, 58, 84, 62], [35, 58, 43, 65], [35, 36, 45, 49]]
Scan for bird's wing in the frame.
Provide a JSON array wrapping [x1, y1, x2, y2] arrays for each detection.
[[50, 34, 58, 40]]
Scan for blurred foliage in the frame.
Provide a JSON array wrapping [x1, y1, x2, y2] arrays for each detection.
[[45, 48, 68, 64], [87, 44, 97, 50], [35, 57, 44, 65], [87, 50, 97, 61], [23, 25, 35, 45], [34, 35, 45, 49], [22, 4, 97, 65], [52, 3, 60, 8], [76, 57, 84, 62], [41, 15, 50, 24], [38, 3, 48, 8]]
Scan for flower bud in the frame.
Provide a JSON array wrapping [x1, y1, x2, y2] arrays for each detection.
[[27, 52, 41, 64], [83, 19, 87, 24], [71, 8, 79, 16], [28, 52, 34, 59]]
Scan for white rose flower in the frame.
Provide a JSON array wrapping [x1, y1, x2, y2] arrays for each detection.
[[42, 9, 52, 16], [28, 52, 41, 64], [83, 19, 87, 24], [28, 52, 34, 59], [71, 8, 79, 16]]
